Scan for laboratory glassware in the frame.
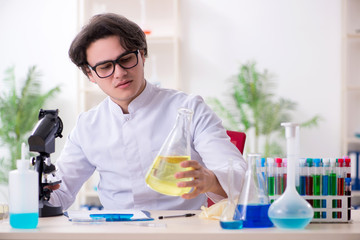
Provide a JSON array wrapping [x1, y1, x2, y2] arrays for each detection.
[[344, 158, 351, 178], [220, 159, 243, 229], [145, 108, 193, 196], [299, 158, 307, 196], [268, 123, 313, 229], [306, 158, 314, 206], [282, 158, 287, 191], [345, 177, 351, 221], [237, 153, 273, 228], [267, 158, 275, 202], [322, 158, 330, 219], [337, 158, 345, 218], [275, 158, 283, 195], [9, 143, 38, 229], [329, 158, 337, 219], [313, 158, 321, 219]]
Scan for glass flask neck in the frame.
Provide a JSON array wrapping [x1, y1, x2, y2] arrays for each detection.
[[176, 108, 192, 153], [239, 154, 269, 205], [176, 108, 192, 131], [282, 123, 300, 194], [159, 108, 193, 157], [285, 154, 297, 194]]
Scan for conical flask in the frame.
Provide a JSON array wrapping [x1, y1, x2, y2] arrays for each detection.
[[145, 108, 193, 196], [268, 123, 313, 229], [237, 153, 273, 228], [220, 159, 243, 229]]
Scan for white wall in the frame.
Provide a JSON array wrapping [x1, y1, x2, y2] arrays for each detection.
[[0, 0, 342, 162], [0, 0, 78, 161], [180, 0, 342, 157]]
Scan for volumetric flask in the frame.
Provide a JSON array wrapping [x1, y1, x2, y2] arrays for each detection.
[[145, 108, 193, 196], [237, 154, 273, 228], [268, 123, 313, 229]]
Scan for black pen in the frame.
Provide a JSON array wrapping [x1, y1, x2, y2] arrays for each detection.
[[158, 213, 196, 219]]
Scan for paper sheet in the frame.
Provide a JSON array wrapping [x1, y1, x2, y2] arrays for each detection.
[[65, 209, 153, 221]]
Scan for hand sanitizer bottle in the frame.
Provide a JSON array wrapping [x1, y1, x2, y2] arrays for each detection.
[[9, 143, 38, 229]]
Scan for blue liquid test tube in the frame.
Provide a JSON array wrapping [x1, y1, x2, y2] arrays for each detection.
[[261, 158, 267, 193], [255, 157, 267, 204], [261, 158, 266, 181], [345, 177, 351, 221], [322, 158, 330, 219], [299, 158, 307, 196]]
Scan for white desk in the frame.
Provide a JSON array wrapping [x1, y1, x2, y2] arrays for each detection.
[[0, 210, 360, 240]]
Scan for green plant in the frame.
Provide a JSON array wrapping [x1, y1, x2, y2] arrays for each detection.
[[207, 61, 321, 157], [0, 66, 61, 183]]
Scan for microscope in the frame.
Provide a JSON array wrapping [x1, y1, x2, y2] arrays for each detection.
[[28, 109, 63, 217]]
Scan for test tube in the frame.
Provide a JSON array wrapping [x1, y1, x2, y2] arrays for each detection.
[[344, 158, 351, 221], [345, 177, 351, 221], [312, 158, 321, 219], [261, 158, 267, 190], [344, 158, 351, 178], [275, 158, 283, 195], [256, 157, 267, 202], [261, 158, 266, 176], [329, 158, 337, 219], [322, 158, 330, 219], [299, 158, 307, 196], [283, 158, 287, 191], [337, 158, 345, 219], [267, 158, 275, 202], [306, 158, 313, 206]]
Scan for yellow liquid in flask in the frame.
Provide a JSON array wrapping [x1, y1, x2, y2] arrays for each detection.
[[145, 156, 192, 196]]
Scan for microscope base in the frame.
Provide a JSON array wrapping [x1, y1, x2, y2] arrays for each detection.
[[39, 201, 63, 217]]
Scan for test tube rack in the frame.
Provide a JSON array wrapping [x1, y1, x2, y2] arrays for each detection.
[[269, 195, 352, 223]]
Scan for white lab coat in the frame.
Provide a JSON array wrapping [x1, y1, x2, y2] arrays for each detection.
[[50, 81, 246, 210]]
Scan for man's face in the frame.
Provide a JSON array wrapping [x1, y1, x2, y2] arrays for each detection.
[[86, 35, 146, 112]]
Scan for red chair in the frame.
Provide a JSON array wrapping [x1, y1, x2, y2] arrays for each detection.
[[226, 130, 246, 154], [207, 130, 246, 207]]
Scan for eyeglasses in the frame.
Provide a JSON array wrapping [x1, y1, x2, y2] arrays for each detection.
[[88, 50, 139, 78]]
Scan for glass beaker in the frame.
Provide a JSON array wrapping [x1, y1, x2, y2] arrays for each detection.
[[220, 159, 243, 229], [145, 108, 193, 196], [268, 123, 313, 229], [237, 153, 273, 228]]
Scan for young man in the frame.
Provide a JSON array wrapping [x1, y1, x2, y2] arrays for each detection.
[[50, 13, 246, 210]]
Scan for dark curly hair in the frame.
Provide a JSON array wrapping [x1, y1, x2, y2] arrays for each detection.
[[68, 13, 148, 77]]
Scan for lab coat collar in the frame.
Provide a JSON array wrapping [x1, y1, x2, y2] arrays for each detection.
[[107, 80, 154, 118]]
